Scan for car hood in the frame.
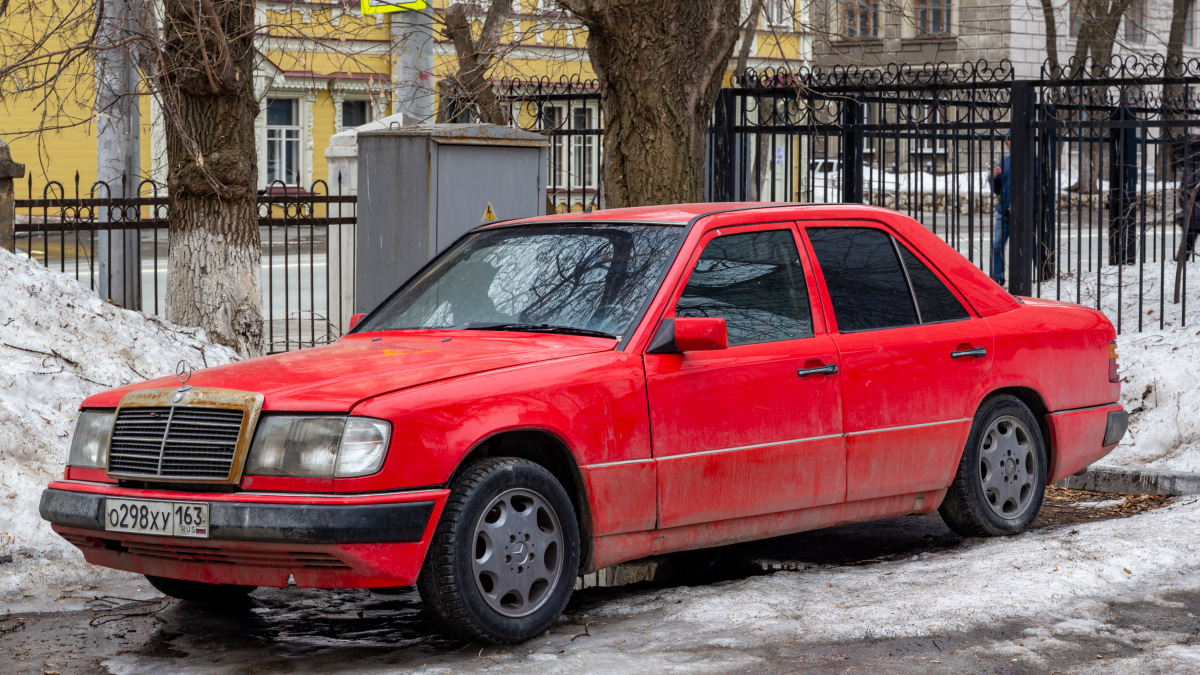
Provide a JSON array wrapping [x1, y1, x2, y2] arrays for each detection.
[[83, 330, 617, 412]]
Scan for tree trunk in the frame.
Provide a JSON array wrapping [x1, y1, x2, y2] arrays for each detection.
[[1038, 0, 1059, 66], [1067, 0, 1132, 194], [1164, 0, 1194, 179], [96, 0, 142, 310], [440, 1, 511, 125], [159, 0, 263, 357], [561, 0, 742, 207]]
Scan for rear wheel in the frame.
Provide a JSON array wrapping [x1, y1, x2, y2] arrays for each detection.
[[418, 457, 580, 643], [939, 395, 1047, 537], [144, 575, 256, 604]]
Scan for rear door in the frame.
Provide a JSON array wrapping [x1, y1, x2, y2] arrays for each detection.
[[644, 224, 846, 529], [802, 223, 993, 502]]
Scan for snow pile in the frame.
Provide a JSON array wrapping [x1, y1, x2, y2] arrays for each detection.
[[0, 248, 238, 598], [562, 499, 1200, 668], [1037, 260, 1200, 472]]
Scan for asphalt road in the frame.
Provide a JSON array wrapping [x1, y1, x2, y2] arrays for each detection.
[[0, 490, 1189, 675]]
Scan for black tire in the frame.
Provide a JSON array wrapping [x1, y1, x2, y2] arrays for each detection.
[[939, 394, 1048, 537], [418, 457, 580, 644], [144, 575, 256, 604]]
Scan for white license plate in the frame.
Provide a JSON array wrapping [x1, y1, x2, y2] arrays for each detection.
[[104, 498, 210, 538]]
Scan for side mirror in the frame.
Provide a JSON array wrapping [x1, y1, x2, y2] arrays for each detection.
[[647, 317, 728, 354], [349, 313, 365, 330]]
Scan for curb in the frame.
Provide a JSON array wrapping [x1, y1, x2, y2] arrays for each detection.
[[1055, 465, 1200, 496]]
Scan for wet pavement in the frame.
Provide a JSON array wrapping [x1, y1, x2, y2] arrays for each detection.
[[1, 489, 1193, 675]]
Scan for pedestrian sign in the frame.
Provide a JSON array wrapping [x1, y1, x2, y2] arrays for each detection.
[[482, 203, 497, 222], [361, 0, 426, 15]]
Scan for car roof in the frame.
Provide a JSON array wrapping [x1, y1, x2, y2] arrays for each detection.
[[481, 202, 794, 227]]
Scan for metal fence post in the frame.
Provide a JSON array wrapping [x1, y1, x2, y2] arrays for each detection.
[[712, 88, 737, 202], [1008, 80, 1035, 296], [1108, 104, 1138, 265], [840, 95, 863, 203], [0, 139, 23, 252]]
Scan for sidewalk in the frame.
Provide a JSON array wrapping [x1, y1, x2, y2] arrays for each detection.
[[1057, 464, 1200, 496]]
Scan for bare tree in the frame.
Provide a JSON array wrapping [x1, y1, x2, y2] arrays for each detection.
[[1, 0, 395, 356], [438, 1, 513, 125], [1038, 0, 1060, 66], [556, 0, 744, 207], [148, 0, 263, 356], [1069, 0, 1135, 73]]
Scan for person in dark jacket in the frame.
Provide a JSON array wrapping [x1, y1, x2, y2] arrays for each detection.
[[990, 137, 1011, 284]]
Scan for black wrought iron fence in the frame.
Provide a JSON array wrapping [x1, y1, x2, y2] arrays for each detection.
[[14, 175, 356, 353], [500, 76, 605, 212], [499, 56, 1200, 334]]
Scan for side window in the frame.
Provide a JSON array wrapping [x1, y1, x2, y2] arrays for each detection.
[[675, 229, 814, 346], [896, 244, 970, 323], [805, 227, 919, 332]]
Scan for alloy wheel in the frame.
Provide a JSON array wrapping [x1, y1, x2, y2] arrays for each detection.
[[470, 487, 564, 618], [978, 415, 1038, 520]]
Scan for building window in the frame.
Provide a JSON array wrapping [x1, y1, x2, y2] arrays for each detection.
[[1069, 0, 1081, 38], [915, 0, 951, 35], [266, 98, 301, 186], [765, 0, 792, 27], [541, 104, 599, 191], [342, 100, 371, 129], [1125, 0, 1145, 43], [843, 0, 879, 37], [1187, 4, 1195, 46]]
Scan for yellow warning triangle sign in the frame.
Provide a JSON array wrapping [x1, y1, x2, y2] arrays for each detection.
[[482, 202, 497, 222]]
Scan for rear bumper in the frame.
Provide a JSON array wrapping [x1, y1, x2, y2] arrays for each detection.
[[40, 481, 448, 588], [1046, 403, 1127, 484]]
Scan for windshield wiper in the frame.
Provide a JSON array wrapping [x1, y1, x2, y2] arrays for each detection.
[[463, 323, 618, 340]]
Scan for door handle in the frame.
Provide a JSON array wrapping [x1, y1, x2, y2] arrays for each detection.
[[797, 363, 838, 377], [951, 347, 987, 359]]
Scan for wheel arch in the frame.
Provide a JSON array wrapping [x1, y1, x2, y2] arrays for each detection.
[[448, 429, 594, 571], [981, 386, 1054, 483]]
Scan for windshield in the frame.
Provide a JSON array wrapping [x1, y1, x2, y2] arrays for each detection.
[[358, 223, 684, 339]]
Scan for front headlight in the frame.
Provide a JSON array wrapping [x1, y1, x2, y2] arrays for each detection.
[[68, 411, 114, 469], [244, 415, 391, 479]]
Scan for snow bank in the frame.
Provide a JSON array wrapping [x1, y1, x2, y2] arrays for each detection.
[[0, 248, 238, 598], [564, 499, 1200, 665], [1038, 259, 1200, 472]]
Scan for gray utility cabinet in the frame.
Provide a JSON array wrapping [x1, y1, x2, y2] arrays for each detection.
[[355, 123, 549, 313]]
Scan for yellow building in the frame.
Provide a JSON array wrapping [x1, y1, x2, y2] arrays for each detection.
[[1, 0, 809, 199]]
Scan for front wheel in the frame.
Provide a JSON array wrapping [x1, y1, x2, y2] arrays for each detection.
[[145, 575, 256, 604], [939, 394, 1048, 537], [418, 457, 580, 643]]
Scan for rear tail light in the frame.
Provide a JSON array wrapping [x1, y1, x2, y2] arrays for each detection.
[[1109, 340, 1120, 382]]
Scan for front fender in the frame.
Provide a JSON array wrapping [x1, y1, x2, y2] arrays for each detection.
[[339, 351, 656, 536]]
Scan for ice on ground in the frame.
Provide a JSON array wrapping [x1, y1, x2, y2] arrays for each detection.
[[0, 248, 238, 600]]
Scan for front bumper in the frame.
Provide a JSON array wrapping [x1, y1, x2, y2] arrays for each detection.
[[40, 482, 449, 588]]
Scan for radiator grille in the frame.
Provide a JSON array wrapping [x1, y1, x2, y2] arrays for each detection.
[[108, 406, 245, 481]]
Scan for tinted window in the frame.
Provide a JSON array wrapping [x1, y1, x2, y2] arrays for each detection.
[[897, 244, 970, 323], [675, 229, 814, 346], [806, 227, 919, 332]]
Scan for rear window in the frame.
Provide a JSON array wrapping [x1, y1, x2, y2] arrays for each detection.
[[896, 244, 970, 323]]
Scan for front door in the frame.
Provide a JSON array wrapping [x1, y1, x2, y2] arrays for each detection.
[[644, 225, 846, 529], [802, 223, 993, 502]]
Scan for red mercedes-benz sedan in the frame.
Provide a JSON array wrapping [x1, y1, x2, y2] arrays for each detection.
[[41, 203, 1127, 643]]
